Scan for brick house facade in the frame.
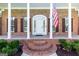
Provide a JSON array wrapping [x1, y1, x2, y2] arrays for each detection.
[[0, 9, 78, 36]]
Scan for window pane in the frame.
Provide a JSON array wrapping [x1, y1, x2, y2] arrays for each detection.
[[65, 17, 68, 32], [23, 17, 27, 32], [11, 17, 15, 32]]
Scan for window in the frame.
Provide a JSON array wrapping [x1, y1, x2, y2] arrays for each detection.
[[11, 17, 15, 32], [65, 16, 68, 32], [53, 25, 56, 32], [23, 17, 27, 32], [62, 16, 68, 32]]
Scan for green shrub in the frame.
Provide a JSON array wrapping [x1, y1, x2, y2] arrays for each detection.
[[0, 40, 7, 48], [8, 40, 19, 49], [74, 40, 79, 43], [59, 39, 66, 44], [0, 40, 20, 55], [59, 40, 73, 51], [2, 45, 18, 55], [59, 40, 79, 54], [0, 40, 7, 52], [73, 41, 79, 54], [63, 41, 72, 51]]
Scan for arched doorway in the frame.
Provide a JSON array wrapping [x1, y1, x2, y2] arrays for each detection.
[[32, 15, 47, 35]]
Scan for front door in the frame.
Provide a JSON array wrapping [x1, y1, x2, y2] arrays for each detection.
[[32, 15, 47, 35]]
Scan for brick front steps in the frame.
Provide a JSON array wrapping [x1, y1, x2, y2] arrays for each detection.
[[22, 40, 57, 56]]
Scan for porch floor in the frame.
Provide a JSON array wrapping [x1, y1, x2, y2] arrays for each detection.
[[30, 34, 49, 39], [1, 34, 79, 39], [0, 34, 7, 39], [11, 35, 27, 39], [53, 33, 68, 39], [72, 34, 79, 39]]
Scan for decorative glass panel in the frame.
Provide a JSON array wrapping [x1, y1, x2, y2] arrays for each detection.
[[34, 20, 36, 32], [43, 20, 45, 32]]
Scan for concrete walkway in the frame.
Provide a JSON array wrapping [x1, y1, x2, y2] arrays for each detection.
[[21, 52, 57, 56]]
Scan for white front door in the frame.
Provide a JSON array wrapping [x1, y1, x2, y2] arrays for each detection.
[[32, 15, 47, 35]]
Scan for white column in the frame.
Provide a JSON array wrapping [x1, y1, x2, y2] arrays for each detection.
[[8, 3, 11, 39], [68, 3, 72, 38], [27, 3, 30, 39], [50, 3, 53, 39]]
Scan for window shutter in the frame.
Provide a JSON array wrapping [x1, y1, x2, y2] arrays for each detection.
[[56, 26, 59, 32], [72, 18, 73, 32], [30, 18, 31, 33], [21, 18, 24, 32], [62, 18, 65, 32], [14, 18, 17, 32], [48, 18, 50, 32], [56, 19, 59, 32]]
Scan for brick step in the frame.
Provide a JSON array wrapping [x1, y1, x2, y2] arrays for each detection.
[[21, 40, 57, 55], [31, 40, 48, 45], [26, 42, 51, 51], [23, 44, 57, 56]]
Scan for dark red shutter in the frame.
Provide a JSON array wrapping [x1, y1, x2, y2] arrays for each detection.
[[14, 18, 17, 32], [30, 18, 31, 32], [56, 19, 59, 32], [62, 18, 65, 32], [21, 18, 24, 32], [0, 17, 2, 35], [56, 26, 59, 32], [48, 18, 50, 33]]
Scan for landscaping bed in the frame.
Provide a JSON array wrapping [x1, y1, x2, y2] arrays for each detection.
[[56, 40, 79, 56], [56, 44, 78, 56]]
